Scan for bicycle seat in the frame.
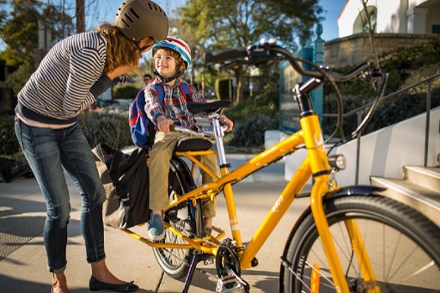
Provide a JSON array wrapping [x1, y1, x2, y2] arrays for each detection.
[[187, 100, 232, 114], [174, 137, 212, 152]]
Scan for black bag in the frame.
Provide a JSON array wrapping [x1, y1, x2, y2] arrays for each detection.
[[92, 144, 150, 229]]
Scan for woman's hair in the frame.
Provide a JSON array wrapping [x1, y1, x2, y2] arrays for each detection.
[[154, 47, 186, 73], [96, 23, 142, 73]]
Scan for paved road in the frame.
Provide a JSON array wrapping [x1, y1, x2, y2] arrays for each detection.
[[0, 156, 311, 293]]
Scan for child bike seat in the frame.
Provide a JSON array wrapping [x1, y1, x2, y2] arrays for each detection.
[[174, 137, 213, 152]]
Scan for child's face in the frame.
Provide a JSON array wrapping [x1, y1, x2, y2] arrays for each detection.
[[154, 49, 177, 78]]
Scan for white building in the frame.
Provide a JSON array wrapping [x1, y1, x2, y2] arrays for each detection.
[[338, 0, 440, 37]]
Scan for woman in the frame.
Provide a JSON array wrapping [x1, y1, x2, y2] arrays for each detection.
[[14, 1, 168, 292]]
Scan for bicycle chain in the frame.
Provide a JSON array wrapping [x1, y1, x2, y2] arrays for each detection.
[[163, 224, 252, 293]]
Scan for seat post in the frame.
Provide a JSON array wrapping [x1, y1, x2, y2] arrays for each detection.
[[211, 115, 228, 166]]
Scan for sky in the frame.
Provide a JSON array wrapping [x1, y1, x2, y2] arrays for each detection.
[[92, 0, 347, 41]]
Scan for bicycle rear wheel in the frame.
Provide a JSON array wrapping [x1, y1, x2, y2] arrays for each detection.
[[280, 195, 440, 292], [152, 157, 203, 279]]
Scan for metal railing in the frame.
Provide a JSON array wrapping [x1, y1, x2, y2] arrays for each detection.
[[322, 73, 440, 184]]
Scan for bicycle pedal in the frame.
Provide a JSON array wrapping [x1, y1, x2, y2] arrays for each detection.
[[216, 276, 245, 293]]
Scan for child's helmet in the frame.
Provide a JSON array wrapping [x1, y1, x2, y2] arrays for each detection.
[[152, 36, 192, 69], [115, 0, 169, 42]]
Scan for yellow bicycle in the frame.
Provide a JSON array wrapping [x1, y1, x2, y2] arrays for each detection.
[[123, 41, 440, 292]]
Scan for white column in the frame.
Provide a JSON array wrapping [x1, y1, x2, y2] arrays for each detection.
[[407, 7, 428, 33]]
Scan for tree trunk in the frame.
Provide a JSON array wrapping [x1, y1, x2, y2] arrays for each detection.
[[76, 0, 85, 33], [234, 64, 244, 103]]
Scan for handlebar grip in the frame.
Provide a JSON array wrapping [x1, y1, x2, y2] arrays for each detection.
[[205, 48, 248, 64]]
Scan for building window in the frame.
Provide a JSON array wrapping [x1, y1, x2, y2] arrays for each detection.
[[433, 25, 440, 34]]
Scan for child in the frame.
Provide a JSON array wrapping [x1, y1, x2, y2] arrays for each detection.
[[145, 36, 233, 241]]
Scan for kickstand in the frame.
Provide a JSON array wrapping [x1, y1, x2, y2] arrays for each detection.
[[182, 253, 201, 293]]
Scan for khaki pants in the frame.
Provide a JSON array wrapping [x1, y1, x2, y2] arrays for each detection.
[[149, 131, 220, 217]]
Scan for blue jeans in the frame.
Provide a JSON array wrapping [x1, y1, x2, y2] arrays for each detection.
[[15, 119, 106, 273]]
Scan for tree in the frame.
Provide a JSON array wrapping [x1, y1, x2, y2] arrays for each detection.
[[179, 0, 322, 102], [0, 0, 74, 95]]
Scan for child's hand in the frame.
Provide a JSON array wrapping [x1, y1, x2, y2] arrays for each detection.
[[220, 115, 234, 132], [157, 116, 174, 132]]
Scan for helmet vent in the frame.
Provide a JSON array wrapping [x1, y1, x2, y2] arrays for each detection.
[[125, 13, 133, 24], [130, 8, 139, 19], [148, 3, 153, 10]]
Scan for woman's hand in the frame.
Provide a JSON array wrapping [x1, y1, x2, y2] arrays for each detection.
[[156, 115, 174, 132], [106, 65, 134, 80], [219, 115, 234, 132]]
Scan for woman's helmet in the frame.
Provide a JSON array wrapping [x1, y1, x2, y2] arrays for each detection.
[[152, 36, 192, 69], [114, 0, 169, 42]]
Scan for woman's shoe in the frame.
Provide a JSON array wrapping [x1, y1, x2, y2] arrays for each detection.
[[89, 276, 139, 292]]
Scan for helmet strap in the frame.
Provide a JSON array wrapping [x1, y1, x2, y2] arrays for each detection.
[[153, 69, 183, 84]]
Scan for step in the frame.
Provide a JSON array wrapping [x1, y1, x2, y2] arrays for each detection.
[[403, 165, 440, 192], [370, 176, 440, 227]]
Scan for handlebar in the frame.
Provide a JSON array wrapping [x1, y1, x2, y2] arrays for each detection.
[[205, 44, 377, 82]]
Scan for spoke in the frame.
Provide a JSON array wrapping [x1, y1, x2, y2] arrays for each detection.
[[384, 227, 401, 282], [388, 245, 419, 282], [333, 222, 353, 264], [402, 261, 435, 284]]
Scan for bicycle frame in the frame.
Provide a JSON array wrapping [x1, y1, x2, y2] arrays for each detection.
[[122, 75, 380, 292]]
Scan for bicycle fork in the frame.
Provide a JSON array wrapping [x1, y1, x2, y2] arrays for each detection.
[[298, 79, 379, 293]]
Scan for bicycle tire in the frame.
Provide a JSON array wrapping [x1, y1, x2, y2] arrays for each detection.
[[152, 157, 203, 279], [280, 194, 440, 292]]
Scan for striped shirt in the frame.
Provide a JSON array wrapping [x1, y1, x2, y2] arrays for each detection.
[[16, 31, 113, 125], [145, 77, 206, 130]]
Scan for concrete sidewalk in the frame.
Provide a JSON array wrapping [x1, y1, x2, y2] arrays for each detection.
[[0, 155, 310, 293]]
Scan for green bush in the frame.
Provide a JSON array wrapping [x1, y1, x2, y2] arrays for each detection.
[[225, 86, 279, 124], [0, 114, 20, 155], [113, 85, 140, 101], [322, 38, 440, 139], [78, 110, 132, 150], [229, 115, 277, 147], [0, 110, 133, 157]]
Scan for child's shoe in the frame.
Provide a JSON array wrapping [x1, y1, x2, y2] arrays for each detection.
[[204, 227, 212, 235], [148, 214, 165, 241]]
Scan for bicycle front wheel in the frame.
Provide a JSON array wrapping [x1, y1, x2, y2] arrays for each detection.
[[280, 195, 440, 292]]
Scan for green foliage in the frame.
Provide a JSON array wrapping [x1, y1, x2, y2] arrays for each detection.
[[228, 115, 277, 147], [0, 114, 20, 156], [112, 85, 139, 101], [0, 0, 75, 95], [180, 0, 322, 51], [0, 110, 134, 156], [224, 71, 279, 147], [77, 110, 132, 150], [224, 87, 279, 124], [179, 0, 322, 103], [322, 38, 440, 139], [379, 38, 440, 73], [5, 62, 33, 94]]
